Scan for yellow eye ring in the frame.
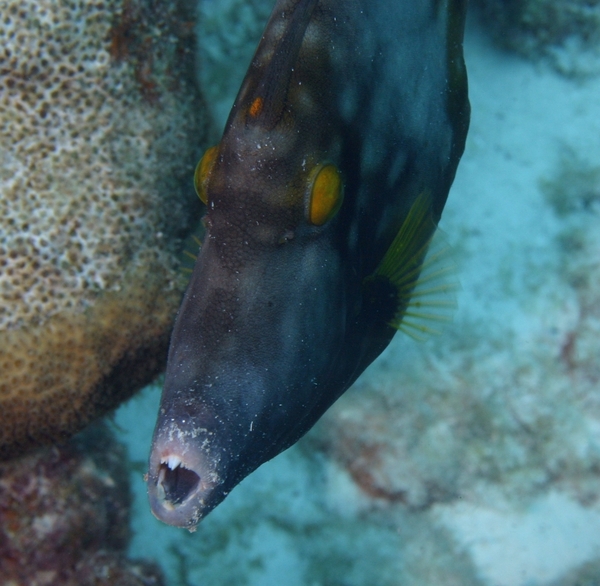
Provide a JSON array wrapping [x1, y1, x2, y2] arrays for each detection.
[[194, 144, 219, 205], [307, 163, 343, 226]]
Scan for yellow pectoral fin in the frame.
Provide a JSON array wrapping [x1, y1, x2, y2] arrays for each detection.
[[180, 230, 204, 275], [364, 191, 457, 340]]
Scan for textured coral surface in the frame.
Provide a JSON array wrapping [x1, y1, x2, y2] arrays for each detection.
[[0, 0, 206, 458], [0, 423, 164, 586]]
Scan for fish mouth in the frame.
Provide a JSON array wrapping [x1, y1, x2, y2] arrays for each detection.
[[155, 454, 201, 508], [147, 431, 224, 530]]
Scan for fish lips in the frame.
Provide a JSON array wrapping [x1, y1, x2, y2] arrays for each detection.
[[147, 414, 230, 530]]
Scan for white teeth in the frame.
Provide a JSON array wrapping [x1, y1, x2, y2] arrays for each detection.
[[161, 455, 182, 470], [157, 467, 166, 500]]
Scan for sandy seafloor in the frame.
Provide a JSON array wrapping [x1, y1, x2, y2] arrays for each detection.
[[113, 7, 600, 586]]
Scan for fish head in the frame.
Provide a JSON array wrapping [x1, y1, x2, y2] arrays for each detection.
[[147, 104, 354, 529]]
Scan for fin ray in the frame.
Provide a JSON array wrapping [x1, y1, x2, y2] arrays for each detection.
[[364, 192, 458, 339]]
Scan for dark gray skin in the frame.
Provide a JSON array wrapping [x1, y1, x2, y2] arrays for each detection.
[[148, 0, 469, 529]]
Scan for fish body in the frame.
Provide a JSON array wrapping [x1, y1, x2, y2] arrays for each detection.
[[148, 0, 469, 529]]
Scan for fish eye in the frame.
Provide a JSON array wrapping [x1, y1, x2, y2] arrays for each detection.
[[307, 163, 344, 226], [194, 144, 219, 205]]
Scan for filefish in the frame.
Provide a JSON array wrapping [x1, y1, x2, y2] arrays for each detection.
[[147, 0, 469, 529]]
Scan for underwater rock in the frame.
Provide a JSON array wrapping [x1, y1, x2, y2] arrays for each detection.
[[317, 296, 600, 512], [0, 0, 207, 458], [542, 152, 600, 392], [314, 385, 460, 510], [0, 422, 164, 586], [473, 0, 600, 76]]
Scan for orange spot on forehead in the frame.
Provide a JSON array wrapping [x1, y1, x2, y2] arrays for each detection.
[[249, 96, 264, 118]]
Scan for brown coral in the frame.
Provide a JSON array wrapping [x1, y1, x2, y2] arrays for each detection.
[[0, 422, 165, 586], [0, 0, 207, 458]]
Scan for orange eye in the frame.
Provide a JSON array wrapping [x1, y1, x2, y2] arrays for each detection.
[[307, 163, 343, 226], [194, 145, 219, 205]]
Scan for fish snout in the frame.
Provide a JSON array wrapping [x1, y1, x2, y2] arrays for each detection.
[[147, 419, 227, 530]]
